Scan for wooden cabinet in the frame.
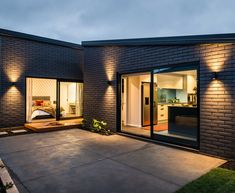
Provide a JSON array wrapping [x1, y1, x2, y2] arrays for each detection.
[[158, 104, 168, 123], [157, 74, 183, 89]]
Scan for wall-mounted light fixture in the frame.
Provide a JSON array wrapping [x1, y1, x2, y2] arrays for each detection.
[[107, 80, 113, 86], [107, 80, 116, 86], [211, 72, 218, 80], [11, 82, 16, 86]]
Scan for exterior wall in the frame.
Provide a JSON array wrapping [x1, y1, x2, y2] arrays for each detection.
[[83, 44, 235, 159], [0, 36, 83, 128]]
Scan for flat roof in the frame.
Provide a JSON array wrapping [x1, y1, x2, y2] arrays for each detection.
[[0, 28, 83, 50], [82, 33, 235, 46]]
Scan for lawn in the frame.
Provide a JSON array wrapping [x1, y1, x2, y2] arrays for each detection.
[[175, 168, 235, 193]]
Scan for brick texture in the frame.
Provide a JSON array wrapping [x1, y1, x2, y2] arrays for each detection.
[[83, 44, 235, 159], [0, 36, 83, 128]]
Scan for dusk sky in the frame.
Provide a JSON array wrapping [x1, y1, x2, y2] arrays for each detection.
[[0, 0, 234, 44]]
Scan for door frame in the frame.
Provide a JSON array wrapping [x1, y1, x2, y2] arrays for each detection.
[[116, 61, 200, 149], [25, 76, 83, 123]]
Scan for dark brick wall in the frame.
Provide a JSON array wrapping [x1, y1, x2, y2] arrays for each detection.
[[83, 44, 235, 159], [0, 36, 83, 128]]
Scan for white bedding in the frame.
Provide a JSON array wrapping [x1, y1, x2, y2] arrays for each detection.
[[31, 110, 50, 119]]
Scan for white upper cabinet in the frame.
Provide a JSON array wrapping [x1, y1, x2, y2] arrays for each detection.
[[157, 74, 183, 89], [186, 75, 197, 93]]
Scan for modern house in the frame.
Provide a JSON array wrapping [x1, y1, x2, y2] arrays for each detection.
[[0, 28, 235, 159]]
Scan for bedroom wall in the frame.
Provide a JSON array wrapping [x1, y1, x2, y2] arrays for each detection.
[[32, 78, 57, 104], [0, 35, 84, 128]]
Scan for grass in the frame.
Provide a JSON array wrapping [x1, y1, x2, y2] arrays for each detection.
[[175, 168, 235, 193]]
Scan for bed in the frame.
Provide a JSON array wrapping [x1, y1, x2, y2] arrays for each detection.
[[31, 96, 59, 120]]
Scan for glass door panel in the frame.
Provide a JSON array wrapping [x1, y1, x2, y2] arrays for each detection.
[[121, 72, 151, 137], [26, 77, 57, 122], [153, 67, 198, 147], [59, 82, 83, 119]]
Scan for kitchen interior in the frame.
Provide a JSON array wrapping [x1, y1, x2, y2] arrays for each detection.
[[121, 69, 198, 142]]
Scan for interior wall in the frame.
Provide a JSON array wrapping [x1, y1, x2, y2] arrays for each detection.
[[124, 74, 151, 127], [60, 83, 68, 112], [68, 83, 76, 102], [32, 78, 56, 103], [127, 76, 140, 127], [60, 82, 77, 113]]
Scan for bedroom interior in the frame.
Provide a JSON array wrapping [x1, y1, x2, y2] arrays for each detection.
[[26, 78, 57, 122], [26, 78, 83, 124]]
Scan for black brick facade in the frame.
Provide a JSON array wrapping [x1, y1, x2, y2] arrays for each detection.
[[0, 36, 83, 128], [1, 29, 235, 159], [83, 44, 235, 159]]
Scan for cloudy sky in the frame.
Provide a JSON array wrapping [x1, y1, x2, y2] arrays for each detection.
[[0, 0, 234, 44]]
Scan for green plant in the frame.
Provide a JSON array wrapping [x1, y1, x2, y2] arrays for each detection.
[[91, 119, 112, 135]]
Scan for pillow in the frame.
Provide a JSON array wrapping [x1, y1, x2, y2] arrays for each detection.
[[35, 100, 44, 106], [43, 101, 51, 107]]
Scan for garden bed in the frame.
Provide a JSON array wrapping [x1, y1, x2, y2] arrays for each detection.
[[0, 178, 6, 193], [0, 160, 19, 193]]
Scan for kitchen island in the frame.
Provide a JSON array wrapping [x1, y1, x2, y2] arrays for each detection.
[[168, 106, 198, 138]]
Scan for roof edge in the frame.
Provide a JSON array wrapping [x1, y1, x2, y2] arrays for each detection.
[[0, 28, 83, 50], [82, 33, 235, 46]]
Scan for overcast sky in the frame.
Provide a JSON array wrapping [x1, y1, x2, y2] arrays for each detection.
[[0, 0, 235, 44]]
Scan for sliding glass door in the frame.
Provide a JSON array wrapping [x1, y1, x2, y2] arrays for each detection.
[[59, 81, 83, 119], [26, 78, 83, 123], [153, 66, 198, 147], [119, 65, 199, 148]]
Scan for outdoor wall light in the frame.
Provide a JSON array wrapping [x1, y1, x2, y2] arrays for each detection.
[[212, 72, 218, 80], [107, 80, 113, 86], [11, 82, 16, 86], [107, 80, 116, 86]]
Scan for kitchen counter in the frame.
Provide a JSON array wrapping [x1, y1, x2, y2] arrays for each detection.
[[168, 105, 197, 108], [158, 103, 197, 108]]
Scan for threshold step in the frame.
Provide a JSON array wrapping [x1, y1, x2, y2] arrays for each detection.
[[0, 132, 8, 136], [11, 129, 28, 134]]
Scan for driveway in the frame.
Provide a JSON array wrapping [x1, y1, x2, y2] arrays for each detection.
[[0, 129, 225, 193]]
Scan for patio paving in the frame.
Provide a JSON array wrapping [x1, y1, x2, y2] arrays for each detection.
[[0, 129, 225, 193]]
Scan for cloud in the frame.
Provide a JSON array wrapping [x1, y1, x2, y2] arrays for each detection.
[[0, 0, 235, 44]]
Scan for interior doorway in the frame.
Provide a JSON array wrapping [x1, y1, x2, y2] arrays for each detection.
[[121, 72, 151, 137]]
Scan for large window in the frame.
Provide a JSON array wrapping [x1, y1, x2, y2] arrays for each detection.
[[26, 78, 83, 123], [119, 65, 198, 147]]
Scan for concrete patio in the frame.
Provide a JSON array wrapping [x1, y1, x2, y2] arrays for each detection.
[[0, 129, 225, 193]]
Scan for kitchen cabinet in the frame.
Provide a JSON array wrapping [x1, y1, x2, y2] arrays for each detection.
[[186, 75, 197, 93], [157, 74, 183, 89], [158, 104, 168, 123]]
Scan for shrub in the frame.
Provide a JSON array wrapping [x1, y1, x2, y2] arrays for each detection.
[[91, 119, 112, 135]]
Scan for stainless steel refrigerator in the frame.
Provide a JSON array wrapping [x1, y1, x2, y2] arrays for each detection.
[[142, 82, 158, 126]]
